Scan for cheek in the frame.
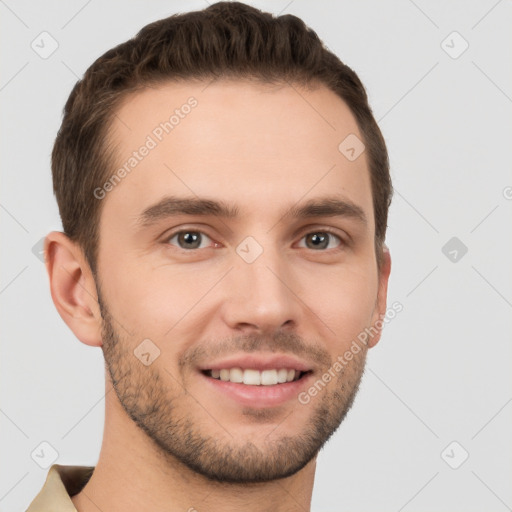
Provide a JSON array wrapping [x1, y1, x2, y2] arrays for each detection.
[[103, 256, 216, 337], [306, 264, 378, 344]]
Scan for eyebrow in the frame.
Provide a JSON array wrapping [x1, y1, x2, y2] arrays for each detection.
[[137, 195, 367, 227]]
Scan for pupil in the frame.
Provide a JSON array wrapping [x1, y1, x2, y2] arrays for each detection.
[[180, 232, 200, 249], [308, 233, 328, 250]]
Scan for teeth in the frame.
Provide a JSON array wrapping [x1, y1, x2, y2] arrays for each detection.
[[243, 369, 261, 385], [261, 370, 278, 386], [277, 369, 288, 383], [230, 367, 243, 383], [208, 367, 303, 385]]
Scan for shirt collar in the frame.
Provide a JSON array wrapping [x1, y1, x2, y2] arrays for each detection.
[[26, 464, 95, 512]]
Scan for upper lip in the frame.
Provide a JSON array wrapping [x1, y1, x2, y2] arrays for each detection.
[[198, 353, 313, 372]]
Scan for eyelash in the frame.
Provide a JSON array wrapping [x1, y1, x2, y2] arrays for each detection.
[[163, 228, 346, 252]]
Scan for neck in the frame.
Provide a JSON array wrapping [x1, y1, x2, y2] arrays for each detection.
[[71, 382, 317, 512]]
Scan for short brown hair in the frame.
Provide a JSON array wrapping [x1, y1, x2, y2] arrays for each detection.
[[52, 1, 392, 274]]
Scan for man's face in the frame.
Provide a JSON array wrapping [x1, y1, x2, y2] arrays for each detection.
[[94, 79, 388, 482]]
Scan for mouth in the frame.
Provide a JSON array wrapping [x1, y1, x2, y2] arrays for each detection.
[[201, 368, 312, 385], [197, 352, 316, 409], [197, 354, 315, 408]]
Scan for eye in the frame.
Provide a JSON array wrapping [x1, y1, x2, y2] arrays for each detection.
[[163, 228, 344, 252], [297, 231, 343, 251], [166, 230, 216, 250]]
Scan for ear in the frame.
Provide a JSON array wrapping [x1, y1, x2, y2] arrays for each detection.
[[44, 231, 103, 347], [367, 245, 392, 348]]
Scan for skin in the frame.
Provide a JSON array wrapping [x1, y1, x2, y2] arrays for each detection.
[[45, 78, 391, 512]]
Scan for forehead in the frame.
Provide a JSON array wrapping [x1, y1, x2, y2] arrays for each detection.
[[102, 79, 373, 230]]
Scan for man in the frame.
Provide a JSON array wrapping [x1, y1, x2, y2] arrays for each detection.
[[27, 1, 392, 510]]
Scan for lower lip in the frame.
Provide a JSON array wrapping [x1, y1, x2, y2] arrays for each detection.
[[200, 371, 313, 408]]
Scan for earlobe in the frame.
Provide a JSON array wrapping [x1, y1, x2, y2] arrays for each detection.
[[367, 245, 392, 348], [44, 231, 103, 347]]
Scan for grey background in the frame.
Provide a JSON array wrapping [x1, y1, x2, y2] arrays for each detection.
[[1, 1, 511, 510]]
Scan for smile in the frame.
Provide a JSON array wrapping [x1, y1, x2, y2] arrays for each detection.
[[202, 368, 311, 385]]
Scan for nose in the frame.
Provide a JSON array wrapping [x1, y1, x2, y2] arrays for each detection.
[[220, 244, 302, 334]]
